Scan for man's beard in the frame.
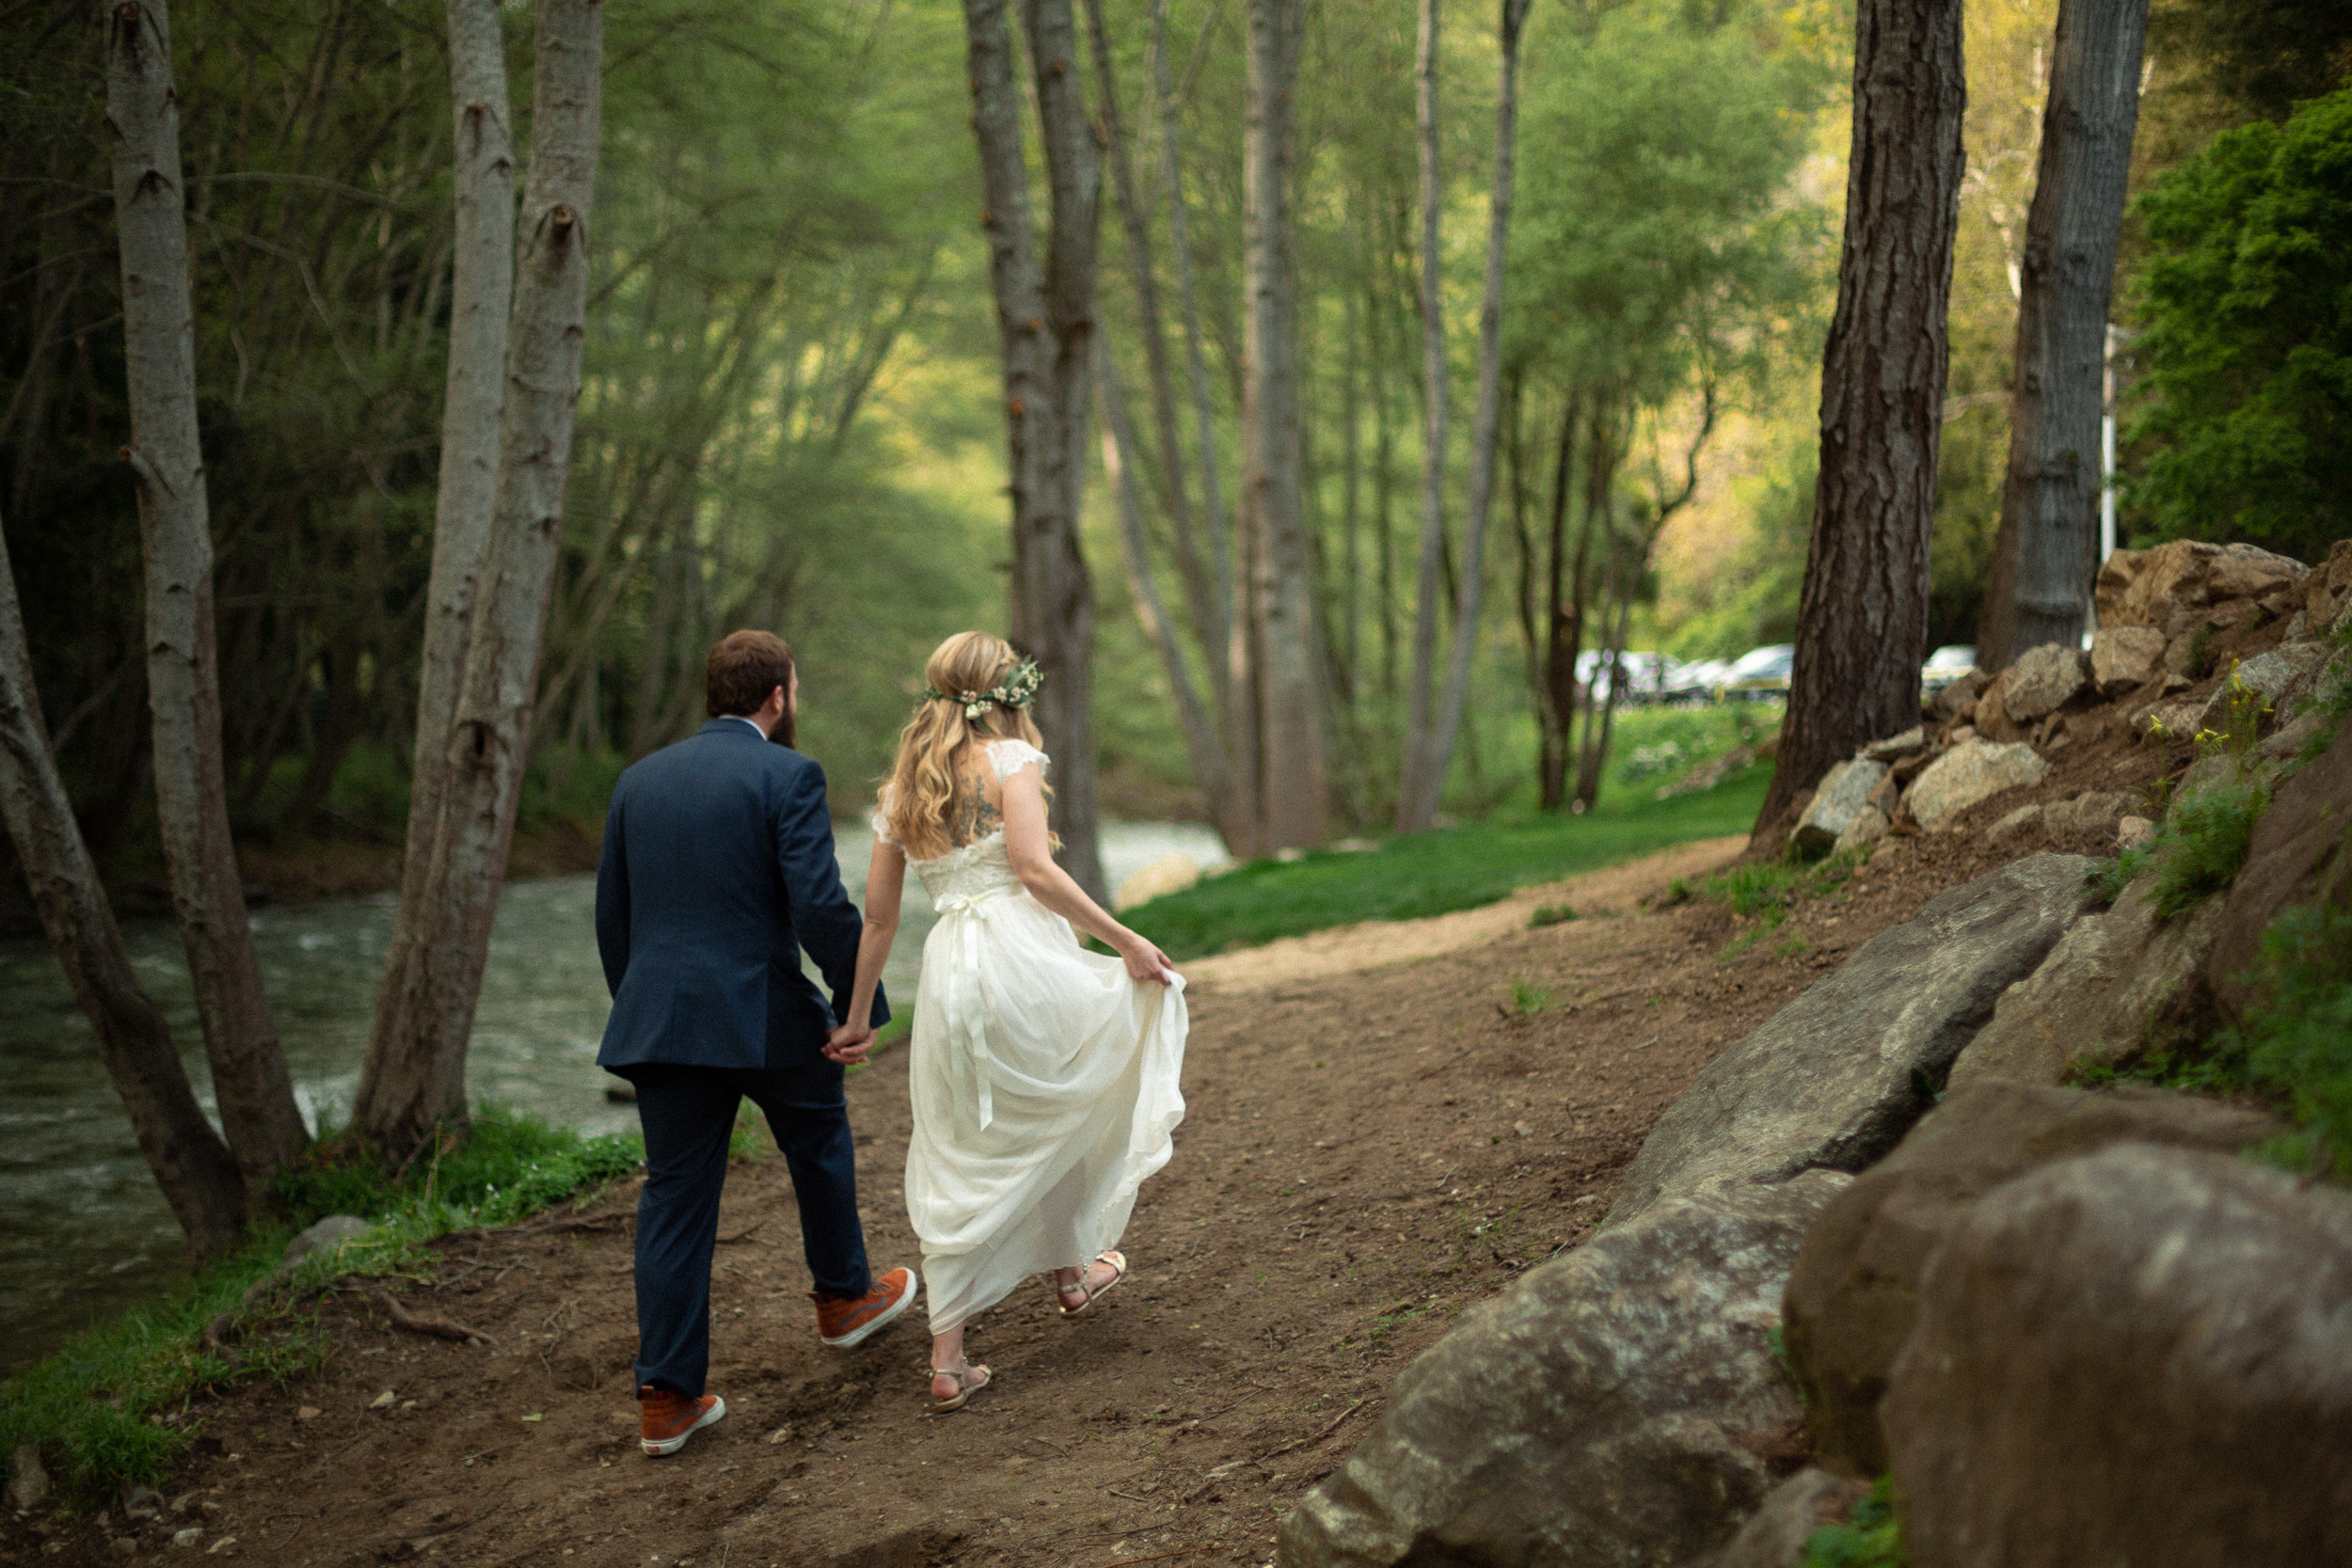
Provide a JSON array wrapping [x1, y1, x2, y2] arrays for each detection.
[[769, 707, 796, 749]]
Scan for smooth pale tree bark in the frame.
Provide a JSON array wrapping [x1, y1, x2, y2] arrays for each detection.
[[1977, 0, 2148, 669], [1756, 0, 1967, 841], [1399, 0, 1451, 832], [1402, 0, 1535, 832], [350, 0, 602, 1163], [0, 504, 246, 1261], [962, 0, 1108, 900], [367, 0, 516, 1146], [1242, 0, 1321, 851], [105, 0, 309, 1192]]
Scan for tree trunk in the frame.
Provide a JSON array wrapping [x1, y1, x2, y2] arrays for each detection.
[[1406, 0, 1534, 832], [1536, 392, 1580, 812], [1756, 0, 1966, 842], [1243, 0, 1321, 851], [1977, 0, 2147, 670], [962, 0, 1107, 900], [106, 0, 310, 1193], [348, 0, 602, 1163], [369, 0, 515, 1130], [1398, 0, 1451, 832], [0, 504, 246, 1262]]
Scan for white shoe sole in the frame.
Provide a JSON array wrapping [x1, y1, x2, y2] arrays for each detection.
[[819, 1273, 919, 1349], [641, 1393, 726, 1456]]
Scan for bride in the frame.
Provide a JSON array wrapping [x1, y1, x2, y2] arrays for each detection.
[[828, 631, 1187, 1413]]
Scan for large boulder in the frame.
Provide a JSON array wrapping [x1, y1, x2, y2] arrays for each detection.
[[2204, 718, 2352, 1022], [1781, 1083, 2279, 1477], [2095, 539, 2309, 629], [1903, 740, 2049, 832], [2197, 642, 2329, 733], [1278, 1172, 1849, 1568], [278, 1214, 374, 1275], [1999, 643, 2087, 722], [2305, 538, 2352, 633], [1883, 1147, 2352, 1568], [1604, 855, 2098, 1229], [1794, 759, 1889, 858], [1947, 875, 2224, 1089], [2089, 625, 2167, 694]]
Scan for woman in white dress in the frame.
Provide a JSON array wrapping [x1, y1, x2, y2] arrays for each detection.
[[829, 632, 1187, 1414]]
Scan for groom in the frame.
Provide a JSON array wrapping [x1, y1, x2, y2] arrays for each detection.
[[596, 630, 915, 1457]]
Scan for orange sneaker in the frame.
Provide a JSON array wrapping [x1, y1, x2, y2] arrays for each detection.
[[640, 1386, 725, 1456], [812, 1266, 917, 1348]]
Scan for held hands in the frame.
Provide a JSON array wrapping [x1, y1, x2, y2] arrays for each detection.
[[823, 1020, 875, 1065]]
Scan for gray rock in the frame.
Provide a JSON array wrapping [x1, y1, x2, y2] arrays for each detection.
[[2042, 789, 2133, 835], [1794, 759, 1888, 858], [1985, 804, 2040, 845], [1832, 804, 1890, 857], [1906, 741, 2049, 833], [2131, 697, 2204, 741], [2199, 642, 2328, 733], [2089, 625, 2167, 693], [8, 1443, 48, 1512], [1694, 1469, 1869, 1568], [2001, 642, 2087, 721], [1884, 1147, 2352, 1568], [2096, 539, 2308, 628], [278, 1215, 373, 1274], [1277, 1172, 1849, 1568], [1783, 1084, 2279, 1478], [2117, 815, 2156, 850], [1604, 854, 2098, 1230], [1863, 726, 1926, 762], [1947, 875, 2224, 1090]]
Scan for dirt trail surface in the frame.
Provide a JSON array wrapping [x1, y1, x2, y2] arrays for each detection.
[[12, 834, 2011, 1568]]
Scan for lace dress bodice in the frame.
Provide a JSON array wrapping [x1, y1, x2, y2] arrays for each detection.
[[875, 740, 1048, 907]]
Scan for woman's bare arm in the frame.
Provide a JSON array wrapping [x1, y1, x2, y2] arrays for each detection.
[[826, 838, 907, 1061], [1000, 766, 1176, 985]]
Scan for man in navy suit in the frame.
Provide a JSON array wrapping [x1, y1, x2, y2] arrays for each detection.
[[596, 630, 914, 1456]]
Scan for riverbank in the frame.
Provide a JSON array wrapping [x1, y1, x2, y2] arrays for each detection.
[[2, 827, 2006, 1568]]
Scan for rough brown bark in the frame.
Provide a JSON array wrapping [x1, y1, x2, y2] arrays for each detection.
[[1978, 0, 2148, 669], [1756, 0, 1967, 842], [963, 0, 1107, 899], [106, 0, 309, 1192], [1243, 0, 1321, 851], [1399, 0, 1451, 832], [349, 0, 602, 1162], [0, 503, 246, 1261], [1406, 0, 1535, 832], [369, 0, 516, 1128]]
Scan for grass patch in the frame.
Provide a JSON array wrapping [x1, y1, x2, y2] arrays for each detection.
[[2238, 902, 2352, 1179], [2093, 782, 2267, 917], [1699, 847, 1866, 927], [1511, 981, 1553, 1016], [1529, 903, 1578, 927], [1802, 1476, 1906, 1567], [1127, 761, 1770, 958], [0, 1106, 645, 1506]]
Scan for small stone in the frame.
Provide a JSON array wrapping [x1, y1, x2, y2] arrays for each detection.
[[277, 1215, 373, 1275], [122, 1486, 162, 1522], [171, 1529, 202, 1549], [8, 1444, 49, 1512], [2089, 626, 2167, 693], [2002, 642, 2089, 721], [1832, 805, 1890, 857], [2118, 814, 2155, 850], [1905, 740, 2050, 833], [369, 1390, 396, 1410], [1863, 725, 1925, 762], [1514, 1121, 1534, 1138], [204, 1540, 236, 1557], [295, 1407, 321, 1422], [1794, 759, 1889, 858], [1986, 804, 2042, 844], [2045, 791, 2135, 835]]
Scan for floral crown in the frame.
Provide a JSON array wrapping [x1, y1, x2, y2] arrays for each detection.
[[924, 656, 1044, 722]]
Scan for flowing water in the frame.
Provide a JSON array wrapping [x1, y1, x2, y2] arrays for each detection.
[[0, 821, 1226, 1374]]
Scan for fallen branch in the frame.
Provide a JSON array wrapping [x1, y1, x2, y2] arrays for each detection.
[[514, 1212, 631, 1237], [1259, 1397, 1373, 1459], [370, 1286, 498, 1349], [1097, 1546, 1216, 1568]]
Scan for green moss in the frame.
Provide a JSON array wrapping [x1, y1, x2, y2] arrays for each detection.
[[1802, 1476, 1907, 1568]]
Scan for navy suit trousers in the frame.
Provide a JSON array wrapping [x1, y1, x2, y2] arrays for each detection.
[[621, 1061, 872, 1397]]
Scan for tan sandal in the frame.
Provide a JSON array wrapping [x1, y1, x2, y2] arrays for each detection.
[[1056, 1250, 1129, 1319], [930, 1361, 991, 1414]]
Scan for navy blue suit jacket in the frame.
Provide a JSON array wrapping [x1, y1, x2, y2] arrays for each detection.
[[595, 719, 886, 1072]]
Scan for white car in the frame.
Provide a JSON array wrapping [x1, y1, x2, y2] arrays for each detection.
[[1719, 643, 1795, 700], [1921, 644, 1978, 691]]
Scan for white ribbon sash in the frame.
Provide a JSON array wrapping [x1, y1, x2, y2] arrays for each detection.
[[931, 881, 1020, 1134]]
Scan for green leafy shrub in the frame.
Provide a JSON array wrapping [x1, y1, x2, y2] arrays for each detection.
[[1802, 1476, 1906, 1567], [1529, 903, 1579, 927], [2238, 903, 2352, 1179], [2150, 784, 2268, 917]]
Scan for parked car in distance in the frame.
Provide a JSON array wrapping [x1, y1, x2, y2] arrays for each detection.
[[1921, 644, 1977, 692], [1719, 643, 1795, 700]]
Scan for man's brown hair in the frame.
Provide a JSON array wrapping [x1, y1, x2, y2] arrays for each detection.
[[706, 630, 795, 721]]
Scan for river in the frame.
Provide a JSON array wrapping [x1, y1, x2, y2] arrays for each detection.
[[0, 821, 1226, 1375]]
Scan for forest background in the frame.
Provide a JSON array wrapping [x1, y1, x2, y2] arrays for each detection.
[[0, 0, 2336, 895]]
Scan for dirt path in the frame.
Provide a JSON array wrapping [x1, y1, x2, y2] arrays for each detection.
[[14, 836, 1970, 1568]]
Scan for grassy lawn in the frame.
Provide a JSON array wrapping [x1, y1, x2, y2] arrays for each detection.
[[1126, 752, 1771, 959]]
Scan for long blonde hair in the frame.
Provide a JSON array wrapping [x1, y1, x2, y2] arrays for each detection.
[[882, 632, 1047, 860]]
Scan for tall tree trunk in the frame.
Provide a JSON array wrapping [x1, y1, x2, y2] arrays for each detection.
[[1756, 0, 1966, 842], [106, 0, 309, 1193], [1244, 0, 1321, 851], [349, 0, 602, 1163], [1399, 0, 1451, 832], [369, 0, 515, 1123], [1404, 0, 1534, 832], [962, 0, 1108, 900], [1977, 0, 2147, 670], [1536, 392, 1580, 812], [0, 504, 246, 1261]]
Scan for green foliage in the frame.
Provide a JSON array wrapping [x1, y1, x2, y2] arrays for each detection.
[[2148, 0, 2352, 124], [1699, 846, 1865, 928], [1125, 759, 1771, 959], [2152, 784, 2269, 917], [1529, 903, 1579, 927], [2, 1108, 644, 1503], [1511, 981, 1553, 1015], [2123, 86, 2352, 564], [1802, 1477, 1907, 1568], [2238, 902, 2352, 1178]]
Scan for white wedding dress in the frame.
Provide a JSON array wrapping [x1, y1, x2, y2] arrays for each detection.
[[880, 740, 1188, 1331]]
